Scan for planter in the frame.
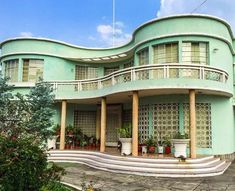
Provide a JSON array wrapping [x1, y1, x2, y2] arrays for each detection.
[[165, 146, 171, 154], [148, 146, 155, 154], [158, 145, 164, 154], [47, 136, 58, 150], [141, 145, 147, 154], [171, 139, 190, 158], [119, 138, 132, 155]]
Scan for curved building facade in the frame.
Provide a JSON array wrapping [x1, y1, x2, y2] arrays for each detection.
[[1, 14, 235, 158]]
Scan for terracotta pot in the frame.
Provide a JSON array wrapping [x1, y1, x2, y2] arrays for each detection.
[[148, 146, 155, 153], [165, 146, 171, 154]]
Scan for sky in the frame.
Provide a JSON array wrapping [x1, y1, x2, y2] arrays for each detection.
[[0, 0, 235, 48]]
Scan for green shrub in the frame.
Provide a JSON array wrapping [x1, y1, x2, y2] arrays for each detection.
[[40, 181, 72, 191]]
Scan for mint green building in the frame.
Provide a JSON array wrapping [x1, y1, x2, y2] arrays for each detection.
[[0, 14, 234, 159]]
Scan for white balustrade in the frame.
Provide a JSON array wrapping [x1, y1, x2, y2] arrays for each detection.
[[46, 64, 228, 93]]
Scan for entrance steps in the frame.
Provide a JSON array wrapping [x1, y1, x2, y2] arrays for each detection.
[[48, 150, 231, 177]]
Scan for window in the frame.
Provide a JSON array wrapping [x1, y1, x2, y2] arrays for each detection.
[[123, 61, 134, 69], [182, 42, 208, 64], [23, 59, 44, 82], [104, 66, 119, 76], [75, 65, 98, 80], [138, 48, 149, 65], [4, 59, 19, 82], [153, 43, 178, 64]]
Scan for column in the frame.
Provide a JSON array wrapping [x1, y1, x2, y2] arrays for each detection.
[[132, 91, 139, 156], [60, 100, 67, 150], [100, 97, 107, 152], [189, 89, 196, 158]]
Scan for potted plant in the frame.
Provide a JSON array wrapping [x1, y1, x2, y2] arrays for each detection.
[[163, 135, 171, 154], [47, 124, 60, 150], [117, 123, 132, 155], [145, 136, 157, 154], [158, 140, 164, 154], [171, 132, 190, 158]]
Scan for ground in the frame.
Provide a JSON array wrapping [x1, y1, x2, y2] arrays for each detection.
[[58, 161, 235, 191]]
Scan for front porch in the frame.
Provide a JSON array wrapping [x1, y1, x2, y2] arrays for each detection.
[[55, 89, 199, 158]]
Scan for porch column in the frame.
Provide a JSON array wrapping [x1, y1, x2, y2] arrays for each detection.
[[60, 100, 67, 150], [189, 89, 196, 158], [132, 91, 139, 156], [100, 97, 107, 152]]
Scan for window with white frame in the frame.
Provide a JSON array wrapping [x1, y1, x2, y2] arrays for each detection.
[[153, 43, 178, 64], [182, 42, 208, 65], [22, 59, 44, 82], [138, 48, 149, 65], [75, 65, 98, 80], [4, 59, 19, 82]]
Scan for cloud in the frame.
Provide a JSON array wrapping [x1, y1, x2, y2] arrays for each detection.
[[96, 21, 131, 47], [19, 32, 33, 37], [157, 0, 235, 31]]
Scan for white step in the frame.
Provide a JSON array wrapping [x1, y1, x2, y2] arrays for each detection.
[[48, 150, 231, 177]]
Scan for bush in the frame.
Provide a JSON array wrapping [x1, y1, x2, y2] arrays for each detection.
[[0, 136, 65, 191], [40, 181, 72, 191]]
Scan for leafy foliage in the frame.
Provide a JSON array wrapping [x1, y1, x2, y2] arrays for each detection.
[[117, 123, 132, 138], [0, 78, 66, 191]]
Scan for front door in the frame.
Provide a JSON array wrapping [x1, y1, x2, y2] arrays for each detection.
[[106, 105, 122, 146]]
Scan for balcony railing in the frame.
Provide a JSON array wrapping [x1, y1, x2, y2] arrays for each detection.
[[47, 64, 228, 92]]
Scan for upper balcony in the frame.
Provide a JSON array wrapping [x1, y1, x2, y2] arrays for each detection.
[[45, 63, 230, 100]]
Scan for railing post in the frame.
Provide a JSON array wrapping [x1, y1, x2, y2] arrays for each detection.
[[199, 67, 202, 79], [164, 65, 169, 78], [202, 67, 205, 80], [222, 73, 226, 83], [98, 80, 102, 89], [112, 76, 116, 85], [131, 69, 136, 81]]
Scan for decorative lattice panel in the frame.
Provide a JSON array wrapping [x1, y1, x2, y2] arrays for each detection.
[[180, 69, 199, 79], [183, 103, 212, 148], [152, 68, 164, 79], [74, 111, 96, 137], [138, 105, 150, 143], [136, 70, 149, 80], [152, 103, 179, 142], [115, 72, 131, 84]]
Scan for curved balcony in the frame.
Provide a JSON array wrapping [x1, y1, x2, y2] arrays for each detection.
[[46, 64, 230, 100]]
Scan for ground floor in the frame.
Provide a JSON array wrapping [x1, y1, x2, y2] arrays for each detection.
[[58, 161, 235, 191], [53, 90, 235, 158]]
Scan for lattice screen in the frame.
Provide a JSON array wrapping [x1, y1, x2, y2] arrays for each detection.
[[138, 105, 150, 143], [183, 103, 212, 148], [74, 111, 96, 137], [152, 103, 179, 142]]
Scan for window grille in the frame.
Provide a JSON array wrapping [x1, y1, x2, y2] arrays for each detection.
[[153, 43, 178, 64], [138, 48, 149, 65], [23, 59, 43, 82], [74, 111, 96, 137], [152, 103, 179, 143], [4, 59, 19, 82], [75, 65, 98, 80], [182, 42, 208, 65], [183, 103, 212, 148], [138, 105, 150, 143]]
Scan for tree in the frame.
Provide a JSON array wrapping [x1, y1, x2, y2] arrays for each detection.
[[0, 78, 65, 191]]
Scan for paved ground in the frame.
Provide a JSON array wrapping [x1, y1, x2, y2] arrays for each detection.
[[58, 162, 235, 191]]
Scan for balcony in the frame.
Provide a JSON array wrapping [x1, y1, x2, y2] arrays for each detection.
[[46, 64, 229, 100]]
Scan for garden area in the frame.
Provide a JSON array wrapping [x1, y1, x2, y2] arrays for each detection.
[[0, 78, 84, 191]]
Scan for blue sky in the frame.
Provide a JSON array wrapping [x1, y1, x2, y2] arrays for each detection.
[[0, 0, 234, 48]]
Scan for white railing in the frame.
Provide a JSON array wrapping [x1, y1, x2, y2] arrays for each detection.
[[46, 64, 228, 92]]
